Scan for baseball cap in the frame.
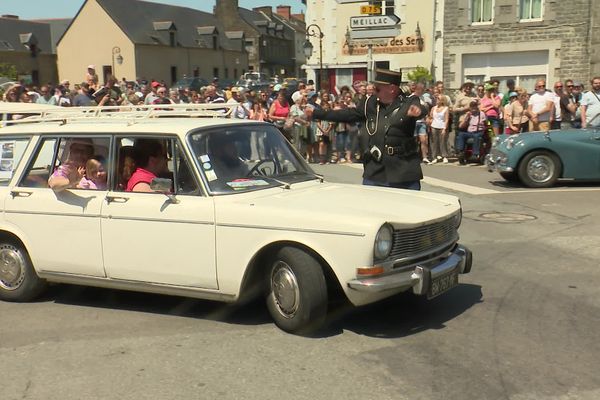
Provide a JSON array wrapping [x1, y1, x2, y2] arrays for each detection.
[[273, 84, 282, 91], [291, 91, 302, 103], [151, 81, 161, 88], [509, 91, 518, 98], [307, 91, 317, 99], [573, 81, 583, 87], [484, 83, 495, 91], [87, 64, 95, 70]]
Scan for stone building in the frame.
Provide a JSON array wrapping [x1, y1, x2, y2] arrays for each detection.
[[57, 0, 249, 85], [303, 0, 442, 91], [0, 15, 59, 85], [215, 0, 296, 77], [443, 0, 600, 91]]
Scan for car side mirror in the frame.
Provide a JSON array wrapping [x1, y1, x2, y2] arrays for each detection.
[[150, 178, 179, 204]]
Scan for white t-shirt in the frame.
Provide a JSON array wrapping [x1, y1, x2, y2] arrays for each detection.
[[529, 91, 554, 122]]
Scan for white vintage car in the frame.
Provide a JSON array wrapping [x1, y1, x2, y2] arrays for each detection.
[[0, 105, 472, 334]]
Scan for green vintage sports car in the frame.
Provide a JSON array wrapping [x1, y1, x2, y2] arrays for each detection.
[[486, 118, 600, 188]]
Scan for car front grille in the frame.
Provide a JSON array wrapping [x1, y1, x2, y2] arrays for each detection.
[[389, 217, 458, 263]]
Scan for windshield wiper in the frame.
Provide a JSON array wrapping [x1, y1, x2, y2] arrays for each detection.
[[277, 170, 324, 183]]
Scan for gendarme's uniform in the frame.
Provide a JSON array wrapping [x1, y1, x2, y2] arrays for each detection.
[[313, 93, 425, 184]]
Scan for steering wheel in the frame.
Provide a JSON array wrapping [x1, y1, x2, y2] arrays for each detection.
[[247, 159, 276, 176]]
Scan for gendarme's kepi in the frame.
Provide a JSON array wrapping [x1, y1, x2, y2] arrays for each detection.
[[373, 69, 402, 86]]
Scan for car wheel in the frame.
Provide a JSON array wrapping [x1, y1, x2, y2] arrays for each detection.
[[0, 241, 46, 302], [517, 151, 561, 188], [500, 171, 518, 182], [266, 247, 328, 334]]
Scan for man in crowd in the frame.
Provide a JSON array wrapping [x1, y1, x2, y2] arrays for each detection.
[[305, 69, 426, 190], [528, 79, 555, 131], [85, 65, 99, 90], [501, 79, 516, 107], [72, 82, 94, 107], [144, 81, 161, 105], [552, 81, 567, 130], [580, 77, 600, 128], [564, 80, 581, 128], [36, 85, 57, 105]]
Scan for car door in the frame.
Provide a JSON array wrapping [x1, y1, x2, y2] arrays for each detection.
[[100, 136, 217, 289], [557, 129, 600, 179], [4, 135, 110, 277]]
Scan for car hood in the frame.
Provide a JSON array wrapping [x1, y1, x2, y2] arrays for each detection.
[[216, 181, 460, 233]]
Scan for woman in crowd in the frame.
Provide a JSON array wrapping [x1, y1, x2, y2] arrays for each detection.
[[429, 95, 450, 164], [479, 83, 502, 136], [268, 90, 291, 139], [504, 89, 530, 134], [316, 100, 333, 165], [289, 91, 310, 158]]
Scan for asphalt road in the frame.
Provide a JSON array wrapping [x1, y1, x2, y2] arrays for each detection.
[[2, 162, 600, 400]]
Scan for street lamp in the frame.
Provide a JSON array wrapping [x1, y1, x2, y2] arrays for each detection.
[[304, 24, 324, 91], [111, 46, 123, 78]]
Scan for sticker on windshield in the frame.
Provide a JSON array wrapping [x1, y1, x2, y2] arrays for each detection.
[[226, 179, 269, 189], [202, 162, 212, 170], [205, 169, 218, 181], [200, 154, 210, 163]]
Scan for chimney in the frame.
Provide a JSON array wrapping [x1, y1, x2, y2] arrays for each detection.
[[276, 5, 291, 20], [291, 13, 305, 22], [253, 6, 272, 15], [2, 14, 19, 19], [213, 0, 239, 20]]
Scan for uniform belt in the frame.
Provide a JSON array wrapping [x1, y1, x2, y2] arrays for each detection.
[[385, 144, 417, 156]]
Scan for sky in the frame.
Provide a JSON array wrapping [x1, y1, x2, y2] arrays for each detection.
[[0, 0, 305, 20]]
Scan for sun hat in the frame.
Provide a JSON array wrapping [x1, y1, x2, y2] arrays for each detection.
[[291, 91, 302, 103], [484, 83, 495, 91], [273, 84, 282, 91]]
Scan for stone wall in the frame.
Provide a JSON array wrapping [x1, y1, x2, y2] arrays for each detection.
[[443, 0, 597, 87]]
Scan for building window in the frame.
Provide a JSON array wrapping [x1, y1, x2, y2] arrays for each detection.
[[213, 68, 219, 79], [224, 68, 229, 78], [171, 66, 177, 85], [212, 36, 218, 50], [169, 31, 176, 47], [520, 0, 543, 21], [471, 0, 494, 24]]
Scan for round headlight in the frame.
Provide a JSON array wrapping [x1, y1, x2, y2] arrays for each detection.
[[374, 224, 394, 260], [506, 137, 515, 150]]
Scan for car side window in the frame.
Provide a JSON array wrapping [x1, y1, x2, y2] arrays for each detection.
[[173, 140, 201, 196], [20, 138, 57, 188], [114, 136, 200, 195], [0, 138, 30, 186], [21, 137, 111, 190]]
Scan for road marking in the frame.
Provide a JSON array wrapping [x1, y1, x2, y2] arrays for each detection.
[[340, 164, 600, 194], [422, 177, 501, 195]]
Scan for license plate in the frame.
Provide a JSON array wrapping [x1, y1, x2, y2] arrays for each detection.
[[428, 271, 459, 299]]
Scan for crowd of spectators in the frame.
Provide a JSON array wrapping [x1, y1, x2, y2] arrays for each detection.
[[2, 63, 599, 166]]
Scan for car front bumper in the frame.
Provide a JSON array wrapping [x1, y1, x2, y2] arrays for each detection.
[[347, 245, 472, 295], [486, 152, 514, 173]]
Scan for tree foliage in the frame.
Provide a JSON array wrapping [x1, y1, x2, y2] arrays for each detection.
[[0, 63, 18, 80], [406, 66, 433, 84]]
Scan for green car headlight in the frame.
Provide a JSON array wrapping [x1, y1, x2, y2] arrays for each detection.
[[374, 224, 394, 260]]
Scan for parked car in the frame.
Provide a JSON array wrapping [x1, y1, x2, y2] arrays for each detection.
[[0, 104, 472, 334], [172, 77, 209, 92], [486, 117, 600, 187]]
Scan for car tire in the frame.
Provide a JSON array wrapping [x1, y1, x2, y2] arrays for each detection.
[[0, 241, 46, 302], [266, 247, 328, 334], [500, 171, 518, 182], [517, 150, 561, 188]]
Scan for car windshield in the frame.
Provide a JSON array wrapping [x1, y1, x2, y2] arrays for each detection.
[[188, 124, 316, 194]]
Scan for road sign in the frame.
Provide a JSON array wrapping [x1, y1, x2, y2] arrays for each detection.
[[360, 5, 382, 14], [350, 15, 400, 28], [349, 27, 401, 40]]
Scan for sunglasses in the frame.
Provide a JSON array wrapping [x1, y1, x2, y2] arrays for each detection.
[[555, 86, 563, 89], [536, 85, 546, 88], [566, 85, 574, 87]]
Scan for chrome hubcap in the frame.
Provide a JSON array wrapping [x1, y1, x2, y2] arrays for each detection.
[[527, 155, 555, 183], [0, 246, 25, 291], [271, 261, 300, 318]]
